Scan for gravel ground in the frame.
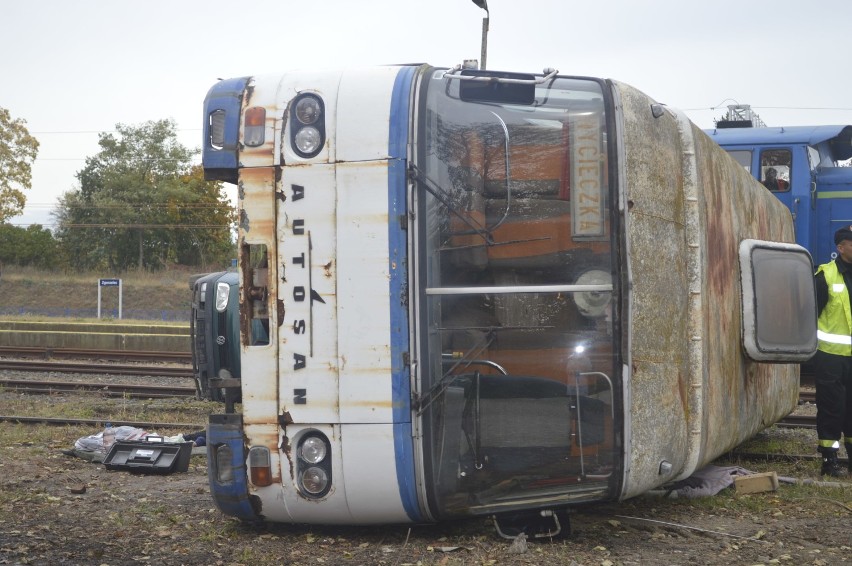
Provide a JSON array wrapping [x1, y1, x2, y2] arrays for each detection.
[[1, 368, 851, 565]]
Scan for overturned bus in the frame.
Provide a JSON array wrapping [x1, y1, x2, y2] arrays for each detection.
[[199, 63, 817, 535]]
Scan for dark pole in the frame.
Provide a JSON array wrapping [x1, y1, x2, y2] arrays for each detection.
[[471, 0, 489, 70]]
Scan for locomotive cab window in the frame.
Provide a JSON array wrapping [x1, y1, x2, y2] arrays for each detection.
[[760, 149, 792, 192]]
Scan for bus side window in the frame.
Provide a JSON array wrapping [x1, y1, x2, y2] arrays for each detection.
[[760, 149, 792, 192]]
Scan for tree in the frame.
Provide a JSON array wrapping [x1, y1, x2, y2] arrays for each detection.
[[0, 223, 60, 268], [0, 108, 40, 222], [54, 119, 235, 271]]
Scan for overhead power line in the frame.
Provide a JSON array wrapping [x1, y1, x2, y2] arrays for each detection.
[[37, 157, 201, 161], [684, 104, 852, 112], [62, 223, 230, 228], [21, 203, 234, 210], [8, 223, 231, 229], [30, 128, 203, 135]]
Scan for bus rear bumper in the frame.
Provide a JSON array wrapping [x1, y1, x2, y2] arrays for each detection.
[[207, 413, 259, 522]]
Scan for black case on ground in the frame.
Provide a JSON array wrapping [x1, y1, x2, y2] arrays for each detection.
[[103, 440, 193, 474]]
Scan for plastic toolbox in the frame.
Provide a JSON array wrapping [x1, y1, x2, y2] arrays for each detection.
[[104, 440, 193, 474]]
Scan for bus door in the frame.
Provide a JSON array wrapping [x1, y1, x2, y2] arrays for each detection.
[[411, 69, 620, 519]]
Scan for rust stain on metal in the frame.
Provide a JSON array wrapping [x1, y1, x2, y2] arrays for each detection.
[[277, 299, 285, 328], [323, 260, 333, 278], [238, 248, 251, 341], [281, 435, 295, 481], [616, 81, 798, 498]]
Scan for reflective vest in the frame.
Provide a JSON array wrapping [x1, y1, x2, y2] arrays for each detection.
[[816, 261, 852, 356]]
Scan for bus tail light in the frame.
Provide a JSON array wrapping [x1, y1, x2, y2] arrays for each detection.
[[214, 444, 234, 483], [248, 446, 273, 487], [244, 106, 266, 147]]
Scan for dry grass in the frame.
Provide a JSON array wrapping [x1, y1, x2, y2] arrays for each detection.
[[1, 390, 851, 566], [0, 265, 202, 315]]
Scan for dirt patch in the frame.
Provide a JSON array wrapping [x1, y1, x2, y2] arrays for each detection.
[[1, 431, 851, 565], [1, 385, 850, 565]]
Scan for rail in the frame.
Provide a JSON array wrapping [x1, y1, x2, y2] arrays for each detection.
[[0, 379, 195, 399], [0, 415, 201, 429], [0, 359, 193, 377], [0, 346, 191, 363]]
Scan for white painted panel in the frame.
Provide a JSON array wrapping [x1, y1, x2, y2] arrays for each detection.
[[278, 165, 341, 424], [340, 423, 410, 523], [336, 161, 394, 423], [276, 70, 343, 165], [336, 66, 401, 162]]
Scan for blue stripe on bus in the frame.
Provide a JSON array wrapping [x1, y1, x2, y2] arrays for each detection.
[[388, 65, 420, 521]]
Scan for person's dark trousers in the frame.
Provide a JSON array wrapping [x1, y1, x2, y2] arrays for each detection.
[[813, 350, 852, 476]]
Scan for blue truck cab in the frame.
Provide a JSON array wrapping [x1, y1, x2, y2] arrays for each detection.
[[704, 125, 852, 265]]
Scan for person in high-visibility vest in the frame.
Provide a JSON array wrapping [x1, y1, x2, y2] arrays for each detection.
[[813, 225, 852, 477]]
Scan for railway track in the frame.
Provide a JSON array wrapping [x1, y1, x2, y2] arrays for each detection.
[[0, 359, 193, 377], [777, 413, 816, 428], [798, 390, 815, 404], [0, 379, 818, 425], [0, 346, 190, 363], [0, 415, 200, 429], [0, 379, 195, 399]]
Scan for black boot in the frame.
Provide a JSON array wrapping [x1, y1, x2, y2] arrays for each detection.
[[820, 450, 847, 478]]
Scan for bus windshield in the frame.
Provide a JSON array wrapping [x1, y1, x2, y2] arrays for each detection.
[[413, 71, 619, 516]]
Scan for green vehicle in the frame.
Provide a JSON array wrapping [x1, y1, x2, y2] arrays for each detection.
[[189, 271, 241, 404]]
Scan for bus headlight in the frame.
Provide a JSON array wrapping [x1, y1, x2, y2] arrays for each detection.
[[299, 467, 329, 495], [299, 436, 327, 464], [295, 96, 322, 125], [296, 432, 331, 497], [290, 93, 325, 158], [294, 126, 322, 154], [215, 282, 231, 312]]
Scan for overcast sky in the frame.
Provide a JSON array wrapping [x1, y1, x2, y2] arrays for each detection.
[[4, 0, 852, 227]]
